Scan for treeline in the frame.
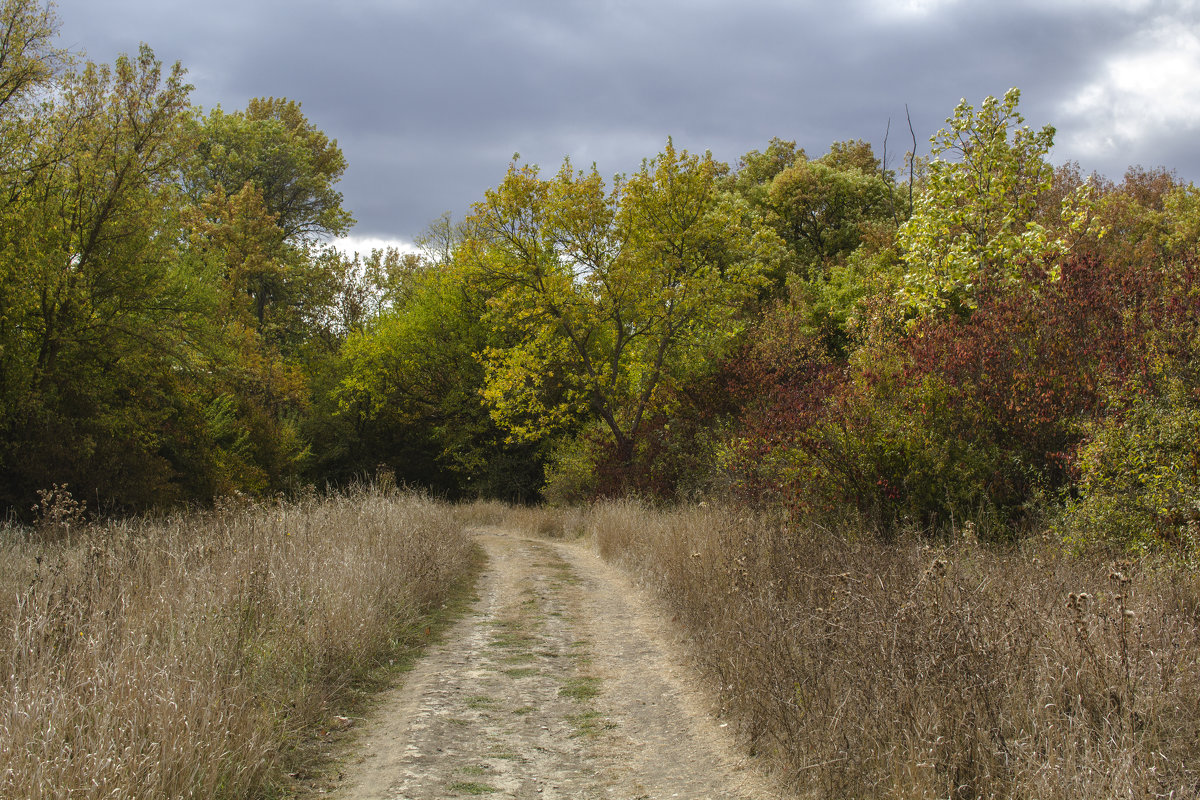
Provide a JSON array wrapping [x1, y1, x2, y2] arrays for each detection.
[[0, 0, 451, 515], [353, 90, 1198, 552], [4, 2, 1198, 551]]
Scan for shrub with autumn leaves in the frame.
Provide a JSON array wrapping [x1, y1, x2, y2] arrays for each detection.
[[723, 251, 1200, 547]]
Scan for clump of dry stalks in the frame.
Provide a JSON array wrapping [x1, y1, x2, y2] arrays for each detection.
[[0, 485, 476, 799], [586, 500, 1200, 800]]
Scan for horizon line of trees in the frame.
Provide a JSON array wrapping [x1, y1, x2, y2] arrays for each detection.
[[3, 0, 1197, 553]]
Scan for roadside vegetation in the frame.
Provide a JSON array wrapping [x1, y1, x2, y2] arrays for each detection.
[[2, 0, 1197, 560], [0, 485, 477, 799], [490, 501, 1200, 799], [3, 1, 1200, 796]]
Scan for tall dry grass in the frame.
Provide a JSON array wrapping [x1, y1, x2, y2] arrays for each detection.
[[455, 499, 588, 540], [588, 500, 1200, 799], [0, 486, 476, 799]]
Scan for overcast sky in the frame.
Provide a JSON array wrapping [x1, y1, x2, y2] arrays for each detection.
[[51, 0, 1200, 250]]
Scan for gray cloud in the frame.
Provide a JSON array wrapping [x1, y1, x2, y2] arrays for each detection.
[[52, 0, 1200, 241]]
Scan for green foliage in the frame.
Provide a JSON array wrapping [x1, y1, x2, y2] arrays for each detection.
[[720, 136, 803, 198], [337, 257, 544, 499], [0, 20, 1195, 559], [180, 104, 363, 497], [1163, 182, 1200, 260], [467, 141, 780, 466], [0, 0, 63, 118], [1066, 375, 1200, 554], [897, 89, 1092, 317], [540, 430, 604, 506], [727, 247, 1193, 535], [0, 8, 361, 512], [718, 138, 903, 360], [187, 97, 353, 241], [765, 143, 896, 275], [0, 44, 209, 511]]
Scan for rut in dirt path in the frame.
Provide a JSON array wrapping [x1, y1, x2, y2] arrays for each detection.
[[328, 529, 782, 800]]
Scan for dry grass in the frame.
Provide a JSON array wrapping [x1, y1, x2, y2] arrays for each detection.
[[455, 500, 588, 540], [0, 486, 477, 799], [587, 500, 1200, 799]]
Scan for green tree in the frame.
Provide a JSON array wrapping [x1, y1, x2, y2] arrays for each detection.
[[897, 88, 1091, 316], [180, 181, 316, 493], [337, 257, 543, 498], [0, 45, 208, 511], [0, 0, 64, 138], [720, 136, 802, 199], [765, 142, 895, 275], [179, 99, 361, 495], [465, 141, 780, 463], [188, 97, 353, 242]]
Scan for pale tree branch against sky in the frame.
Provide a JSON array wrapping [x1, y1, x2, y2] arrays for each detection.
[[53, 0, 1200, 251]]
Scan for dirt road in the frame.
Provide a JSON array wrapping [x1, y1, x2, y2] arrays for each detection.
[[326, 528, 782, 800]]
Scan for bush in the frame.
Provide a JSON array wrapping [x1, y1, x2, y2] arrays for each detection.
[[541, 432, 604, 506], [728, 254, 1196, 536], [1065, 376, 1200, 554]]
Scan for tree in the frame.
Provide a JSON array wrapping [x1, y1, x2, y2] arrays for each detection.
[[187, 98, 357, 359], [188, 97, 353, 242], [0, 45, 209, 511], [464, 141, 780, 465], [721, 136, 802, 199], [897, 88, 1091, 316], [0, 0, 64, 167], [336, 256, 543, 498], [0, 0, 59, 100], [765, 143, 895, 274]]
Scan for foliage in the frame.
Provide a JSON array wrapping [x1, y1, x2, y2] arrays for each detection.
[[1060, 253, 1200, 553], [0, 10, 1196, 562], [902, 256, 1165, 505], [338, 257, 544, 499], [0, 0, 63, 119], [1066, 376, 1200, 553], [897, 88, 1092, 317], [719, 138, 904, 360], [764, 142, 896, 275], [0, 6, 367, 513], [465, 141, 780, 469], [0, 44, 209, 512], [540, 429, 605, 506], [728, 250, 1190, 532], [187, 97, 353, 241]]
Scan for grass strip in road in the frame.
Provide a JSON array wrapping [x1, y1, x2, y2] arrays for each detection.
[[448, 780, 500, 795]]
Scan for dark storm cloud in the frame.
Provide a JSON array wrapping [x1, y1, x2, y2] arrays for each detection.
[[51, 0, 1200, 242]]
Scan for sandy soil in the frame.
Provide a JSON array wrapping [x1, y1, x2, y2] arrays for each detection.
[[322, 528, 783, 800]]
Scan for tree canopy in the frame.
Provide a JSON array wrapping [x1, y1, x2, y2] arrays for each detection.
[[897, 88, 1093, 316], [0, 8, 1195, 556], [463, 142, 779, 459]]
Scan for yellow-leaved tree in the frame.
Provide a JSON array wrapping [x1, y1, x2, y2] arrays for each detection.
[[464, 140, 781, 465]]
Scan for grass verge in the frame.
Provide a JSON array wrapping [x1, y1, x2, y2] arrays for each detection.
[[585, 499, 1200, 799], [0, 485, 479, 799]]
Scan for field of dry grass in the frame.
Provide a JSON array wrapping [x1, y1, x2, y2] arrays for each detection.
[[0, 486, 477, 799], [575, 500, 1200, 800], [9, 490, 1198, 799]]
